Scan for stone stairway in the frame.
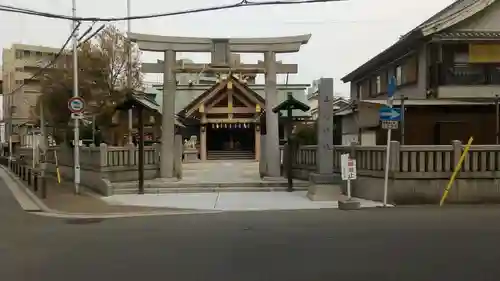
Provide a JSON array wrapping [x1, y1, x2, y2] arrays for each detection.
[[207, 150, 254, 160], [111, 161, 308, 195]]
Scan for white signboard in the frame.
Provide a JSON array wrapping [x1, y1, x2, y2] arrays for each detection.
[[381, 120, 399, 130], [341, 153, 357, 180], [71, 113, 84, 119]]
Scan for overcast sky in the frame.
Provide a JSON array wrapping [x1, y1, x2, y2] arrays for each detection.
[[0, 0, 456, 97]]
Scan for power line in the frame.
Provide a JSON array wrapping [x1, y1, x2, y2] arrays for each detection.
[[0, 0, 344, 22], [78, 24, 105, 47]]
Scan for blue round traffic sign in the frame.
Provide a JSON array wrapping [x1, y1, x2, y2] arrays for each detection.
[[68, 97, 85, 113]]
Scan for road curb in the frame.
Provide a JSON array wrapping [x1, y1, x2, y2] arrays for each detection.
[[0, 165, 219, 219], [0, 165, 44, 212], [33, 209, 222, 219]]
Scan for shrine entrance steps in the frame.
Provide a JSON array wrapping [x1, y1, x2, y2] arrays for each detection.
[[112, 161, 308, 195], [207, 150, 254, 160]]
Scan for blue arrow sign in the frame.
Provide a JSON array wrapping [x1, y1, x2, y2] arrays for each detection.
[[379, 107, 401, 121], [388, 76, 396, 98]]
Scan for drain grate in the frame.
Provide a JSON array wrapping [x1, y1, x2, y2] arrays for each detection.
[[64, 218, 105, 225]]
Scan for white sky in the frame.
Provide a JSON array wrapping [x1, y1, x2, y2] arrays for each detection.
[[0, 0, 456, 97]]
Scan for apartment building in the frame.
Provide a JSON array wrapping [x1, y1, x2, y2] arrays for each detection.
[[2, 43, 62, 142]]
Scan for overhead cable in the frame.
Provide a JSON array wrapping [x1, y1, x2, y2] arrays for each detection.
[[0, 0, 344, 22]]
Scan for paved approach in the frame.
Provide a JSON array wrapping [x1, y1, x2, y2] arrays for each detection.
[[104, 191, 384, 210], [2, 179, 500, 280]]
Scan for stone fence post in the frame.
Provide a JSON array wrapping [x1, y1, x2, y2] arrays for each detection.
[[451, 140, 462, 167], [349, 142, 357, 159], [99, 143, 108, 168], [125, 143, 135, 166], [389, 141, 400, 172], [153, 143, 161, 164]]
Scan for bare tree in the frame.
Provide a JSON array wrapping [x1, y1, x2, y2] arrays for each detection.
[[37, 25, 142, 142]]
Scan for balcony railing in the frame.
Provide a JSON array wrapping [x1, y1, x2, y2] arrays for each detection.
[[439, 63, 500, 85]]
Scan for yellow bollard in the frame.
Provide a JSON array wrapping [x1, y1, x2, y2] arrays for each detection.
[[439, 137, 473, 206], [54, 149, 61, 184]]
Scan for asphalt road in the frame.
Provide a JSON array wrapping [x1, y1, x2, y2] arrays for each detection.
[[2, 178, 500, 281]]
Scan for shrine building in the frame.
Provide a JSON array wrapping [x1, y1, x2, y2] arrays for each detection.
[[146, 74, 310, 160]]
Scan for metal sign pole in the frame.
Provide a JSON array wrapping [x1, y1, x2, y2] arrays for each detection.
[[400, 95, 406, 145], [496, 95, 499, 145], [127, 0, 134, 145], [382, 77, 396, 207], [72, 0, 81, 195], [347, 178, 351, 199]]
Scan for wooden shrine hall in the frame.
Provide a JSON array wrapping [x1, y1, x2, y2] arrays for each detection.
[[179, 75, 265, 161]]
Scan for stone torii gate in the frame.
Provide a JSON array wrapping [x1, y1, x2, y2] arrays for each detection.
[[128, 32, 311, 179]]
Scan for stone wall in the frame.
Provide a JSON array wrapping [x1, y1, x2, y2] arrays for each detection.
[[286, 141, 500, 204], [17, 143, 161, 196]]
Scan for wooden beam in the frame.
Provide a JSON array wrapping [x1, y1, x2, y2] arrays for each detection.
[[228, 88, 233, 119], [232, 91, 255, 108], [206, 92, 228, 109], [185, 81, 228, 117], [207, 118, 256, 123], [207, 107, 256, 114], [142, 62, 298, 74], [232, 82, 264, 108]]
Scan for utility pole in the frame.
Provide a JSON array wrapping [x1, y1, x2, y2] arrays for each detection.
[[72, 0, 81, 194], [39, 100, 47, 191], [92, 115, 96, 145], [496, 95, 499, 144], [127, 0, 133, 145], [400, 95, 407, 145], [382, 77, 397, 207]]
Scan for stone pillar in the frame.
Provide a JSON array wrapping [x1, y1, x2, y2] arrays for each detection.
[[200, 125, 207, 161], [316, 78, 334, 174], [307, 78, 341, 201], [264, 51, 280, 177], [174, 134, 183, 179], [259, 134, 267, 178], [255, 124, 261, 161], [160, 49, 176, 178]]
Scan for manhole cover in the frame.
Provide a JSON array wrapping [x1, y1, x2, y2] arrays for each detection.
[[64, 218, 105, 225]]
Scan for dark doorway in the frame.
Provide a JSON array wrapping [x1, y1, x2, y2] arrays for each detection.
[[434, 121, 470, 145], [206, 123, 255, 160], [207, 124, 255, 151]]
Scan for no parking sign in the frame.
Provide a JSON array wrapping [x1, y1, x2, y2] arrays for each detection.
[[68, 97, 85, 114]]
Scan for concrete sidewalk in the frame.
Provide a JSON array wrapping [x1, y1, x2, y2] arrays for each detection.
[[104, 191, 385, 211], [0, 165, 202, 217], [40, 178, 186, 214]]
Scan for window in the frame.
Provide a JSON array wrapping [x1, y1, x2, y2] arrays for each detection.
[[380, 71, 388, 93], [15, 50, 22, 59], [357, 80, 370, 99], [15, 67, 23, 72], [368, 76, 382, 97], [396, 66, 402, 85], [402, 56, 417, 83], [35, 51, 42, 57], [394, 56, 418, 85], [23, 50, 31, 57]]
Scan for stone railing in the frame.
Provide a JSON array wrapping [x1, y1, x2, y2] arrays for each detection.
[[289, 141, 500, 178], [16, 144, 161, 196], [105, 145, 159, 167], [286, 141, 500, 204]]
